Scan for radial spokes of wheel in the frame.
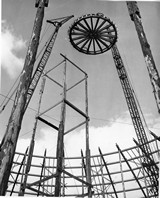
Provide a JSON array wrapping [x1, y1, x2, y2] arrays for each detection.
[[69, 13, 117, 55]]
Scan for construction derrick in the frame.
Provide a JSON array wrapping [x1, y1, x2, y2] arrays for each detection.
[[25, 15, 74, 111], [111, 44, 159, 197], [19, 16, 73, 196], [126, 1, 160, 113], [0, 0, 46, 194]]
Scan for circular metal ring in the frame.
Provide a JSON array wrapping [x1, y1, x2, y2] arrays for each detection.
[[69, 13, 118, 55]]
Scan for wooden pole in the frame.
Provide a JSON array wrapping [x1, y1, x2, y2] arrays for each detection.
[[126, 1, 160, 113], [85, 76, 92, 197], [55, 59, 67, 196], [0, 0, 46, 194]]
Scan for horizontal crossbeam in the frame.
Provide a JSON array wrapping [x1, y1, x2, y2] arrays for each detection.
[[26, 186, 52, 196], [27, 173, 58, 187], [37, 116, 59, 130], [61, 169, 93, 188], [64, 99, 89, 119]]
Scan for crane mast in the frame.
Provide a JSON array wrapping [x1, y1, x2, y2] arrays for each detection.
[[126, 1, 160, 113], [25, 15, 74, 111], [111, 44, 159, 197]]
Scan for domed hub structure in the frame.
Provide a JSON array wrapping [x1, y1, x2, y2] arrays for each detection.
[[69, 13, 118, 55]]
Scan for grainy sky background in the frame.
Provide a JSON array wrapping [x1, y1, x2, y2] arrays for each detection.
[[1, 0, 160, 157]]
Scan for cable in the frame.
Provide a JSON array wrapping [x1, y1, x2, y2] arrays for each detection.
[[0, 93, 59, 123], [1, 93, 159, 130], [0, 23, 52, 113]]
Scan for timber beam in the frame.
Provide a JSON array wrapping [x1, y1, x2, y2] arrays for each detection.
[[60, 169, 93, 188], [64, 99, 89, 119], [37, 116, 59, 130], [26, 186, 52, 196], [27, 173, 58, 187]]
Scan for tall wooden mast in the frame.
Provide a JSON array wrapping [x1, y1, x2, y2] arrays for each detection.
[[0, 0, 48, 194], [126, 1, 160, 113]]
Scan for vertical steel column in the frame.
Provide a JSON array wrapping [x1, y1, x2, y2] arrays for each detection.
[[85, 76, 92, 197], [126, 1, 160, 113], [54, 59, 67, 197], [0, 0, 46, 194]]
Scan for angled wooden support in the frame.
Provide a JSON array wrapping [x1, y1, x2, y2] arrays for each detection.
[[43, 60, 65, 76], [37, 149, 47, 196], [150, 131, 160, 141], [10, 147, 29, 196], [38, 100, 62, 117], [81, 150, 87, 177], [133, 138, 159, 171], [64, 99, 89, 119], [133, 138, 159, 196], [37, 116, 59, 130], [66, 76, 87, 92], [64, 121, 86, 135], [45, 74, 63, 87], [116, 144, 148, 198], [60, 53, 87, 75], [61, 169, 93, 188], [99, 147, 118, 198], [27, 172, 58, 188], [26, 186, 52, 196]]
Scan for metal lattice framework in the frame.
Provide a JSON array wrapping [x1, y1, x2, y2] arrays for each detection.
[[69, 13, 117, 55]]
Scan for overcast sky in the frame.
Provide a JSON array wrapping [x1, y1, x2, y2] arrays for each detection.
[[1, 0, 160, 158], [1, 1, 160, 197]]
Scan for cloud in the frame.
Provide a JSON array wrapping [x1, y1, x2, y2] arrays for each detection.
[[16, 113, 137, 156], [13, 113, 159, 197], [1, 20, 26, 78], [16, 111, 160, 157]]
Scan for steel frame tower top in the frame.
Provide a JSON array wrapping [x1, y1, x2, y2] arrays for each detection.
[[126, 1, 160, 113]]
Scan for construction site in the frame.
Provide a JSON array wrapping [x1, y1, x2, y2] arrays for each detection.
[[0, 0, 160, 197]]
